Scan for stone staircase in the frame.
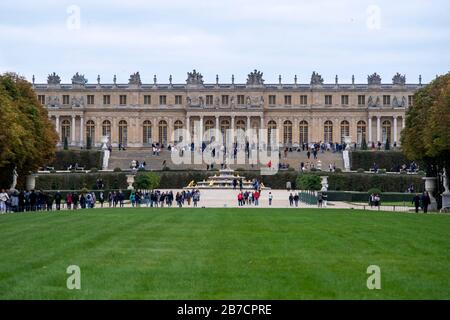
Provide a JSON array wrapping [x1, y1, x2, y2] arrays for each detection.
[[108, 148, 344, 171]]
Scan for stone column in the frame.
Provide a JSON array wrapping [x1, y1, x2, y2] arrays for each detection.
[[199, 115, 204, 143], [260, 116, 264, 130], [247, 116, 251, 131], [55, 115, 60, 145], [80, 115, 84, 147], [368, 116, 372, 143], [393, 116, 398, 144], [71, 115, 76, 146], [231, 115, 235, 131], [402, 117, 406, 129], [215, 115, 219, 129], [376, 116, 381, 143], [186, 116, 190, 139]]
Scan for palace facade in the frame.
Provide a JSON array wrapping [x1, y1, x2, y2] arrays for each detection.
[[33, 70, 422, 148]]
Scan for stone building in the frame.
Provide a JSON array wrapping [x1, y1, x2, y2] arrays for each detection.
[[33, 70, 421, 148]]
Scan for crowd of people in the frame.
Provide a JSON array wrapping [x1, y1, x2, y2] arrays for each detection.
[[237, 190, 261, 206], [129, 189, 201, 208]]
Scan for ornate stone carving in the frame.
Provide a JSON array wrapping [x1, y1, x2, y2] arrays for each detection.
[[46, 96, 60, 107], [230, 96, 235, 109], [71, 72, 88, 86], [310, 71, 324, 85], [71, 96, 85, 108], [214, 96, 220, 108], [392, 96, 399, 107], [392, 72, 406, 85], [246, 69, 264, 86], [401, 96, 406, 107], [186, 69, 204, 85], [128, 72, 142, 85], [186, 93, 205, 107], [368, 96, 381, 108], [368, 72, 381, 85], [47, 72, 61, 85]]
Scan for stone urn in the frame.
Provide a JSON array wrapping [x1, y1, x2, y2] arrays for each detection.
[[26, 174, 37, 191]]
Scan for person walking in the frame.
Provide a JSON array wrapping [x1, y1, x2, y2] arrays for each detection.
[[0, 189, 9, 214], [420, 191, 431, 213], [412, 193, 421, 213], [54, 191, 62, 210], [268, 192, 273, 206], [289, 193, 294, 207]]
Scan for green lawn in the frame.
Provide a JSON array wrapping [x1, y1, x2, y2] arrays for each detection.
[[0, 208, 449, 299]]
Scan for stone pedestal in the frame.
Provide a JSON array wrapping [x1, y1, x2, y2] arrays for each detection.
[[26, 174, 36, 191], [441, 192, 450, 212], [422, 177, 438, 211]]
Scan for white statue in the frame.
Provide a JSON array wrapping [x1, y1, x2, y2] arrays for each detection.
[[443, 168, 450, 193], [10, 167, 18, 190], [101, 136, 110, 170]]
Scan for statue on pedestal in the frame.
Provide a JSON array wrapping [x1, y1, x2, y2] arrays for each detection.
[[10, 167, 18, 191]]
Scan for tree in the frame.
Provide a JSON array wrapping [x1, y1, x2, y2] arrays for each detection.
[[0, 73, 58, 188], [401, 73, 450, 176], [134, 172, 161, 190]]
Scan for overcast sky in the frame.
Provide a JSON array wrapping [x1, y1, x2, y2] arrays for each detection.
[[0, 0, 449, 84]]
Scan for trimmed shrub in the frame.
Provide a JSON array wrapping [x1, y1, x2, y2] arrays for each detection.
[[113, 167, 122, 172], [50, 150, 101, 170], [296, 174, 321, 191], [357, 168, 365, 173], [368, 188, 382, 195], [350, 150, 424, 171], [35, 172, 128, 190], [134, 172, 161, 190]]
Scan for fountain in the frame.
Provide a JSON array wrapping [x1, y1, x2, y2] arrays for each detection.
[[185, 168, 269, 190]]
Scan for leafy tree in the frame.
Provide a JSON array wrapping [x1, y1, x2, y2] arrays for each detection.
[[401, 73, 450, 176], [134, 172, 161, 190], [0, 73, 58, 188]]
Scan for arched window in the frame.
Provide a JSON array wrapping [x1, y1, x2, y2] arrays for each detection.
[[118, 120, 128, 146], [61, 119, 71, 143], [357, 120, 366, 145], [267, 120, 277, 142], [102, 120, 111, 138], [299, 120, 308, 144], [340, 120, 350, 143], [86, 120, 95, 144], [158, 120, 168, 144], [283, 120, 292, 145], [204, 119, 215, 142], [324, 120, 333, 143], [382, 120, 391, 143], [236, 119, 246, 131], [143, 120, 152, 144], [174, 120, 184, 143], [220, 119, 230, 143]]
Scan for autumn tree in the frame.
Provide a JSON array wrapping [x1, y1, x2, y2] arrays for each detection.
[[0, 73, 58, 188], [401, 72, 450, 176]]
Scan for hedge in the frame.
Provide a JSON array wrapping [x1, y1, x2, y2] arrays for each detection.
[[326, 191, 416, 203], [350, 151, 424, 171], [35, 172, 127, 190], [34, 170, 424, 193], [49, 150, 102, 170]]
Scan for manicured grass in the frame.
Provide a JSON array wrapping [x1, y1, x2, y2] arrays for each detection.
[[0, 208, 449, 299]]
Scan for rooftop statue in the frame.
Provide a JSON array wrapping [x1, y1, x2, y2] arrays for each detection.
[[47, 72, 61, 85], [310, 71, 324, 85], [186, 69, 204, 85], [246, 69, 264, 86], [368, 72, 381, 85], [392, 72, 406, 85], [71, 72, 88, 85], [128, 72, 142, 85]]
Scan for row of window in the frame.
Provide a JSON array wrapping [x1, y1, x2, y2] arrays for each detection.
[[38, 94, 414, 107], [59, 118, 393, 146]]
